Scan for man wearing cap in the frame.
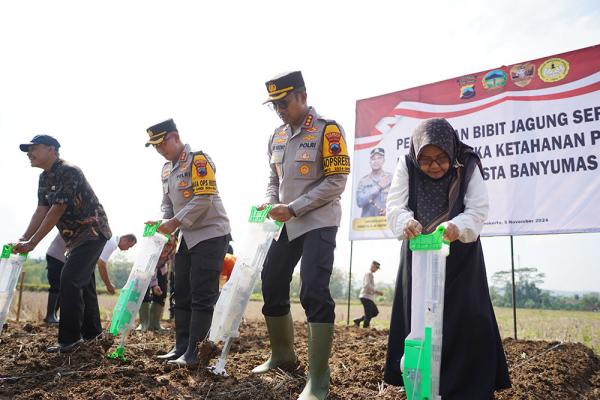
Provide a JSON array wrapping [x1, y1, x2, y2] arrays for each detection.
[[353, 260, 383, 328], [14, 135, 112, 352], [356, 147, 393, 217], [145, 119, 231, 366], [253, 71, 350, 400]]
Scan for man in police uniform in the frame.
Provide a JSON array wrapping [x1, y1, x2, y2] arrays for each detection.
[[14, 135, 112, 352], [356, 147, 393, 217], [253, 71, 350, 400], [145, 119, 231, 366]]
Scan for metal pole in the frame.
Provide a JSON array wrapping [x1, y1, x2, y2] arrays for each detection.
[[346, 241, 353, 325], [16, 271, 26, 322], [510, 236, 517, 340]]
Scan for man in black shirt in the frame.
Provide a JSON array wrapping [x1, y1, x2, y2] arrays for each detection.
[[14, 135, 112, 352]]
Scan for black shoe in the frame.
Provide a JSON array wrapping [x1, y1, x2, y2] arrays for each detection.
[[46, 339, 84, 353], [157, 309, 190, 361], [353, 318, 363, 327], [168, 310, 212, 367], [83, 332, 104, 343]]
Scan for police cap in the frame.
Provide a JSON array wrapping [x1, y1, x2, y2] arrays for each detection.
[[146, 119, 177, 147], [264, 71, 305, 104], [370, 147, 385, 157]]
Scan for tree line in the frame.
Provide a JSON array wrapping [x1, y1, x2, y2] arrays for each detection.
[[17, 258, 599, 312]]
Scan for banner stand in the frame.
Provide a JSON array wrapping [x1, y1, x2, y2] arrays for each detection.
[[510, 236, 518, 340], [346, 241, 354, 325]]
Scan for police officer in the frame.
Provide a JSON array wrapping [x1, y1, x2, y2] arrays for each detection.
[[14, 135, 112, 352], [253, 71, 350, 400], [356, 148, 393, 217], [145, 119, 231, 366]]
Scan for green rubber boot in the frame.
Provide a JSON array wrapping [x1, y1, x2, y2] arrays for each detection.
[[252, 313, 298, 374], [136, 302, 150, 332], [148, 303, 164, 331], [298, 323, 334, 400]]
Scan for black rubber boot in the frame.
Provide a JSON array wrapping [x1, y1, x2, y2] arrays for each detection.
[[157, 309, 190, 360], [44, 292, 60, 324], [168, 310, 212, 367]]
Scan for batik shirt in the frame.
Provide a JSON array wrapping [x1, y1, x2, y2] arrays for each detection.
[[38, 159, 112, 250]]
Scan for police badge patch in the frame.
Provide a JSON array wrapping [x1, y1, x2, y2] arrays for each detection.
[[191, 152, 218, 195], [322, 123, 350, 176]]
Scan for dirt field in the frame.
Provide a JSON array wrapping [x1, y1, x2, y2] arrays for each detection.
[[1, 320, 599, 400]]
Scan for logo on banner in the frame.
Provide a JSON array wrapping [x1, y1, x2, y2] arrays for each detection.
[[538, 57, 570, 82], [482, 69, 507, 90], [457, 75, 476, 99], [510, 63, 535, 87]]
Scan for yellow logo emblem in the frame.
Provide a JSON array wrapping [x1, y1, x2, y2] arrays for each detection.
[[303, 134, 316, 141], [298, 164, 311, 175], [268, 83, 277, 93], [538, 58, 569, 83]]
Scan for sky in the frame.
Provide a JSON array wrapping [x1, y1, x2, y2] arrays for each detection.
[[0, 0, 599, 293]]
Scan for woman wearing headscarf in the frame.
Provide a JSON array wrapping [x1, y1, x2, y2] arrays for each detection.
[[384, 118, 510, 398]]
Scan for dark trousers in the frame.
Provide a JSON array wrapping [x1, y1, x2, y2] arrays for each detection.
[[58, 238, 106, 344], [359, 298, 379, 327], [143, 272, 168, 306], [261, 226, 337, 323], [174, 235, 228, 312], [46, 255, 64, 294]]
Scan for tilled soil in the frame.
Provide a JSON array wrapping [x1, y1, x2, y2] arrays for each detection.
[[0, 321, 598, 399]]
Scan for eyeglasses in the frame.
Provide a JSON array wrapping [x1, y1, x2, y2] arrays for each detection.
[[152, 134, 173, 148], [267, 93, 296, 111], [418, 155, 450, 168]]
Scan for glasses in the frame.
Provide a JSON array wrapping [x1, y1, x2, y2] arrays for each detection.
[[267, 93, 297, 111], [152, 134, 173, 148], [418, 155, 450, 168]]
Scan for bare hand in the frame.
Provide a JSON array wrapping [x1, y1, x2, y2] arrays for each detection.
[[269, 204, 293, 222], [403, 219, 422, 239], [157, 218, 181, 235], [440, 221, 460, 242], [379, 175, 392, 190], [152, 286, 163, 296], [256, 203, 271, 211], [106, 283, 116, 295], [12, 240, 36, 254]]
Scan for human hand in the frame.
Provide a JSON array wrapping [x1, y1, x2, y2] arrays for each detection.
[[106, 283, 116, 295], [440, 221, 460, 242], [379, 175, 392, 189], [256, 203, 271, 211], [152, 286, 163, 296], [403, 219, 422, 239], [12, 240, 37, 254], [268, 204, 293, 222], [157, 218, 181, 235]]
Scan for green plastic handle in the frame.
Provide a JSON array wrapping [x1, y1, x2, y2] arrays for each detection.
[[409, 225, 449, 251], [248, 205, 283, 227], [1, 244, 28, 259]]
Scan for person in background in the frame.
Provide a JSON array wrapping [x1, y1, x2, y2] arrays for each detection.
[[44, 233, 66, 324], [353, 260, 383, 328], [384, 118, 510, 398], [96, 234, 137, 294]]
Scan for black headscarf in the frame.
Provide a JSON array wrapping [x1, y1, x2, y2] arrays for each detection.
[[408, 118, 481, 233]]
